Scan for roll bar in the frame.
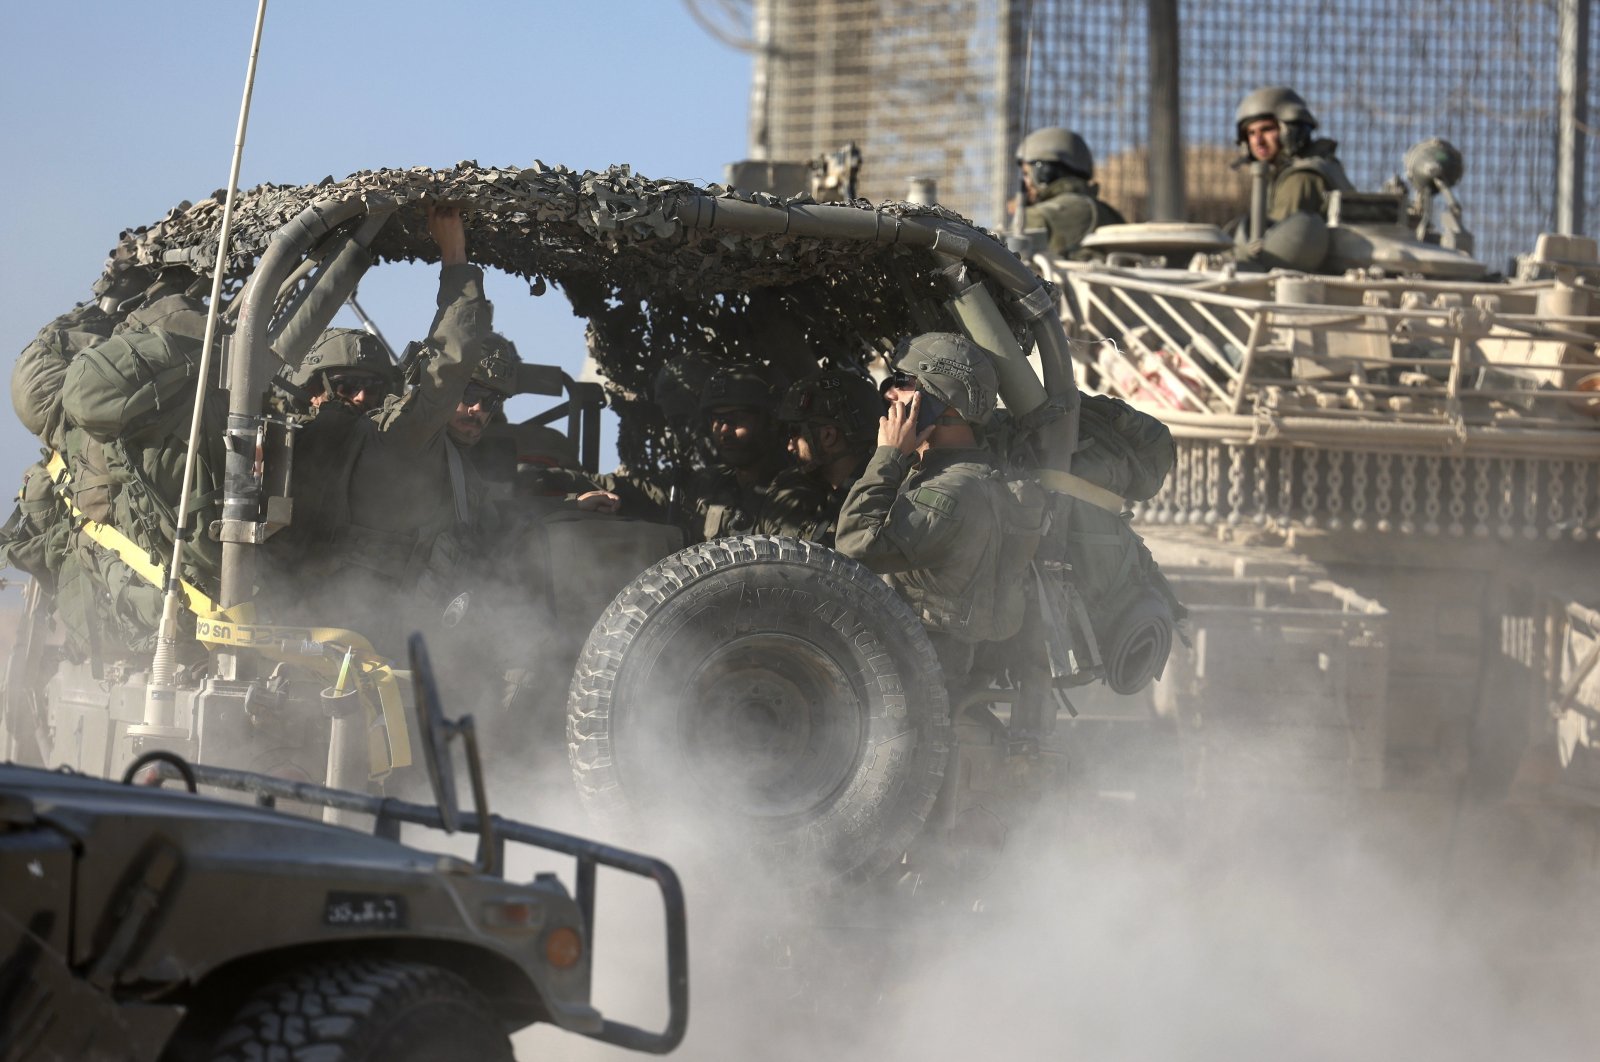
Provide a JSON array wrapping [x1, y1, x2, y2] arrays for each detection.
[[219, 190, 1081, 607]]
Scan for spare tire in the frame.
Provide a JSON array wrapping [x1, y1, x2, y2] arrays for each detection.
[[568, 535, 951, 887]]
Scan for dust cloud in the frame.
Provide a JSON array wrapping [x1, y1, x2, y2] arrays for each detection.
[[507, 696, 1600, 1062]]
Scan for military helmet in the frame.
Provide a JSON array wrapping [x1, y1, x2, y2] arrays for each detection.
[[1016, 127, 1095, 180], [778, 370, 882, 441], [652, 352, 720, 424], [512, 421, 578, 469], [292, 328, 400, 391], [472, 332, 519, 395], [891, 332, 999, 425], [1234, 86, 1317, 155], [92, 245, 158, 313], [699, 363, 781, 415]]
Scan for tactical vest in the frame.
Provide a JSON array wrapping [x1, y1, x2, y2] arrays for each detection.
[[964, 474, 1048, 643], [891, 461, 1045, 644], [1026, 176, 1126, 257]]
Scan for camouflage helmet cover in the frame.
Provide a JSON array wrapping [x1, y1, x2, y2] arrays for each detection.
[[292, 328, 400, 390], [1234, 86, 1317, 142], [1016, 127, 1095, 179], [698, 363, 782, 415], [778, 369, 882, 440], [472, 331, 519, 395], [892, 332, 999, 425]]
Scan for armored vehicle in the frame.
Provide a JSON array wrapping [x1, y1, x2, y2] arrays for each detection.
[[0, 634, 687, 1060], [4, 162, 1173, 892], [1019, 136, 1600, 817]]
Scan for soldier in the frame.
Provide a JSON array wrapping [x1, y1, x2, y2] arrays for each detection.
[[1017, 127, 1126, 258], [693, 365, 789, 541], [277, 204, 496, 652], [835, 333, 1032, 688], [755, 368, 882, 545], [1233, 86, 1356, 272], [560, 361, 786, 538], [444, 331, 516, 449], [286, 328, 399, 414]]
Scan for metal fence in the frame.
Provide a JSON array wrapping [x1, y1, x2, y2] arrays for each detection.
[[751, 0, 1596, 272]]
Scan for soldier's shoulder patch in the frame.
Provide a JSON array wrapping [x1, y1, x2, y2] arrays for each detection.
[[909, 485, 959, 517]]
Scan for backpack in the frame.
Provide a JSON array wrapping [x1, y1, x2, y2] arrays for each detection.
[[994, 394, 1184, 693]]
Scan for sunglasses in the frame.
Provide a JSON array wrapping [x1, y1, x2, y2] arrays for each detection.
[[325, 373, 391, 402], [462, 382, 507, 412], [879, 370, 919, 398]]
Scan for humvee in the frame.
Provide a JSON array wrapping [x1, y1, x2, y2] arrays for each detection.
[[0, 633, 687, 1060], [4, 162, 1156, 892]]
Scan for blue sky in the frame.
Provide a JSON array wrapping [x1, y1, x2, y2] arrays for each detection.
[[0, 1, 751, 543]]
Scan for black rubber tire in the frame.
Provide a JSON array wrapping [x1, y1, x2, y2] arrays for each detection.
[[207, 958, 512, 1062], [568, 535, 951, 887]]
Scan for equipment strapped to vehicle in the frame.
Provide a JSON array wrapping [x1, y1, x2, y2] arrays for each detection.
[[1003, 392, 1183, 694]]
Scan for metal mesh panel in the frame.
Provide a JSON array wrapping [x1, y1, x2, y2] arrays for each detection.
[[756, 0, 1596, 272], [761, 0, 1007, 224]]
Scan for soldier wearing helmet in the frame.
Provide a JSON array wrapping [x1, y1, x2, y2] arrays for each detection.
[[1016, 127, 1126, 258], [755, 368, 882, 545], [289, 328, 399, 414], [1233, 86, 1355, 271], [692, 363, 789, 541], [835, 333, 1018, 685], [447, 331, 517, 449], [262, 204, 500, 655]]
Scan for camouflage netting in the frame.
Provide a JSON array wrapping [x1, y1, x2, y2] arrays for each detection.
[[97, 162, 988, 476]]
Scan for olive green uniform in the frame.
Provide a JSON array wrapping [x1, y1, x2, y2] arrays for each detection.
[[835, 445, 1006, 682], [694, 457, 785, 542], [754, 464, 861, 546], [1239, 143, 1356, 273], [1265, 145, 1354, 224], [542, 452, 785, 544], [273, 264, 493, 653], [1024, 175, 1126, 258]]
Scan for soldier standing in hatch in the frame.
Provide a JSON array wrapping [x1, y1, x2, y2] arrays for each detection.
[[1017, 127, 1126, 258], [755, 369, 882, 546], [835, 333, 1020, 689], [1232, 86, 1356, 272]]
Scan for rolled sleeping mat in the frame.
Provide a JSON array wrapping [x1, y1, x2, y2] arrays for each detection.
[[1100, 588, 1175, 695]]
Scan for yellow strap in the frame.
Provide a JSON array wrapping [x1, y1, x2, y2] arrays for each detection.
[[46, 450, 222, 616], [1036, 469, 1128, 514], [46, 454, 409, 777], [193, 617, 412, 773]]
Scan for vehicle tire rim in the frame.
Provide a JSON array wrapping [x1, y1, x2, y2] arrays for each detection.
[[676, 632, 865, 819]]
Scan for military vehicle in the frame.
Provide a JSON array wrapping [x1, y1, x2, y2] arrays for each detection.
[[0, 633, 687, 1060], [1013, 133, 1600, 818], [3, 162, 1173, 893]]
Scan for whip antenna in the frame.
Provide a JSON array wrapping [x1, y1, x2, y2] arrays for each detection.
[[136, 0, 270, 737]]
